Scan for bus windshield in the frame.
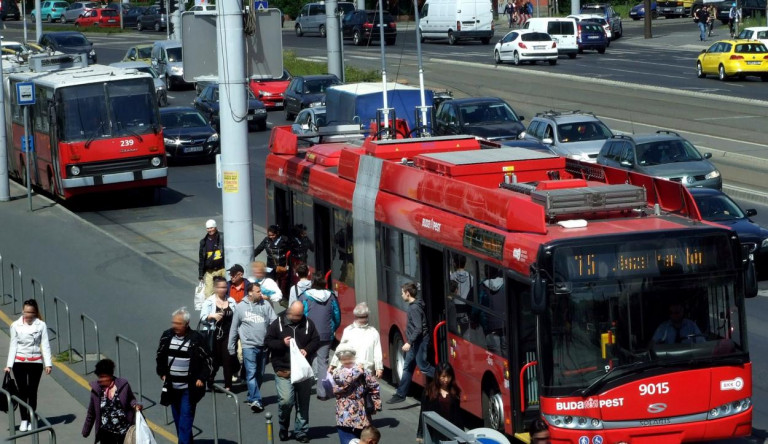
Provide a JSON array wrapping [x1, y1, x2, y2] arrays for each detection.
[[58, 78, 159, 142], [540, 233, 746, 393]]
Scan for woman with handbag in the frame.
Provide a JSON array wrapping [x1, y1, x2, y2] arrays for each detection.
[[332, 345, 381, 444], [200, 276, 237, 392], [82, 359, 141, 444], [4, 299, 52, 433]]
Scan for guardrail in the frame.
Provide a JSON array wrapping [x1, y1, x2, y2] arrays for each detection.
[[31, 278, 47, 323], [80, 313, 100, 374], [210, 383, 243, 444], [0, 386, 57, 444], [10, 262, 23, 314], [115, 334, 143, 404], [53, 296, 72, 363]]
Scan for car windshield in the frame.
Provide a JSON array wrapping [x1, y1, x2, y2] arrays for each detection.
[[521, 32, 552, 41], [582, 5, 607, 13], [138, 46, 152, 58], [583, 18, 607, 25], [102, 9, 118, 16], [557, 121, 612, 142], [85, 2, 98, 7], [162, 111, 208, 129], [365, 12, 393, 22], [166, 47, 182, 62], [635, 139, 703, 165], [734, 42, 768, 53], [460, 102, 520, 124], [56, 35, 89, 46], [304, 78, 339, 94], [581, 23, 603, 32], [694, 194, 746, 221], [55, 2, 68, 7]]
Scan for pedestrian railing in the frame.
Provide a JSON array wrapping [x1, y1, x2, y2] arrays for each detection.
[[115, 334, 143, 404], [53, 296, 73, 363], [80, 313, 100, 374], [0, 387, 58, 444], [10, 262, 23, 314], [31, 278, 47, 323], [210, 383, 243, 444]]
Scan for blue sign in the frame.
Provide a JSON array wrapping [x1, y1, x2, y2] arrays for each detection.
[[593, 436, 604, 444], [254, 0, 268, 9], [579, 437, 590, 444], [16, 82, 35, 106], [21, 136, 34, 153]]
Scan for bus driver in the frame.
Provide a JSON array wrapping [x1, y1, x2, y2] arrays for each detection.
[[652, 303, 703, 345]]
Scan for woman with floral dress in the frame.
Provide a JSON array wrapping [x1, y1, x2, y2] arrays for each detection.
[[332, 345, 382, 444], [82, 359, 141, 444]]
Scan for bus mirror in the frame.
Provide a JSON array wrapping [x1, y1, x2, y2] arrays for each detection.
[[531, 275, 547, 314], [745, 260, 758, 298]]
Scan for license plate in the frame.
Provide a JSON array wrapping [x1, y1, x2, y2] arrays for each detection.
[[747, 61, 761, 65], [247, 115, 255, 120], [184, 146, 203, 153], [274, 101, 284, 107], [534, 45, 546, 50], [588, 35, 599, 39], [108, 19, 116, 22]]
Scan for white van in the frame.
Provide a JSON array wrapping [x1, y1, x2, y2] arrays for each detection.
[[523, 17, 578, 58], [419, 0, 494, 45]]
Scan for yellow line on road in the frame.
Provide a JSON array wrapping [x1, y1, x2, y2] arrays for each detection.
[[0, 309, 177, 443]]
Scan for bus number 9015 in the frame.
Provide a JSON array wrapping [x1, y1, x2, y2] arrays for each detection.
[[639, 382, 669, 396]]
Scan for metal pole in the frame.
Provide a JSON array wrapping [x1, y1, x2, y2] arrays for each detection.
[[217, 0, 254, 272], [166, 0, 171, 40], [0, 34, 10, 203], [23, 106, 32, 211], [378, 0, 389, 130], [644, 0, 652, 38], [22, 1, 28, 43], [326, 0, 343, 80], [413, 0, 429, 134], [115, 335, 143, 404], [119, 2, 124, 30], [10, 263, 22, 314], [571, 0, 579, 16], [54, 297, 72, 363], [35, 0, 42, 43], [1, 387, 16, 437], [265, 411, 274, 444], [80, 314, 100, 374], [211, 387, 219, 444]]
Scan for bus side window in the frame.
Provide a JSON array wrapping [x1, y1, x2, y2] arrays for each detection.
[[333, 209, 354, 288]]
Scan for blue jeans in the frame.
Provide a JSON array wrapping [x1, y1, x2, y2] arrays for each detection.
[[275, 375, 313, 438], [242, 346, 268, 403], [698, 21, 707, 40], [170, 388, 197, 444], [337, 426, 361, 444], [396, 336, 435, 398]]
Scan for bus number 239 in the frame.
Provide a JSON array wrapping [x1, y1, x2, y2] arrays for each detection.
[[639, 382, 669, 396], [120, 139, 135, 147]]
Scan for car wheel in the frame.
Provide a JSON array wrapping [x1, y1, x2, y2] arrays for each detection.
[[295, 24, 303, 37], [513, 51, 521, 65], [568, 53, 577, 59], [166, 75, 174, 91], [158, 93, 168, 107], [718, 64, 727, 81], [549, 59, 557, 65], [92, 22, 99, 27], [154, 21, 160, 32], [448, 30, 457, 45], [494, 50, 502, 64], [762, 74, 768, 82], [285, 106, 294, 121], [74, 22, 80, 28], [353, 29, 362, 46], [136, 21, 142, 31], [46, 14, 52, 22], [598, 46, 606, 54], [617, 24, 623, 37], [481, 37, 490, 44], [60, 15, 66, 23], [697, 62, 705, 78], [258, 121, 268, 131], [319, 24, 326, 37], [578, 48, 584, 54]]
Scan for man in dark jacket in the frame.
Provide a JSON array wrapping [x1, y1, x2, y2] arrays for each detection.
[[387, 282, 435, 404], [199, 219, 225, 299], [265, 301, 320, 443], [156, 307, 213, 444]]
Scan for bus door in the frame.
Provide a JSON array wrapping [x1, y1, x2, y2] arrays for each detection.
[[313, 203, 332, 278], [507, 275, 540, 430], [420, 243, 448, 365], [269, 185, 292, 233]]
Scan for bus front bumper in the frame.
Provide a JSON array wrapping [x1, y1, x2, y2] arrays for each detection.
[[61, 167, 168, 188]]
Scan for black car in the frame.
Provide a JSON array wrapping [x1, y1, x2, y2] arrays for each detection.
[[121, 5, 146, 28], [38, 31, 96, 64], [433, 97, 525, 141], [193, 84, 268, 131], [689, 187, 768, 276], [161, 107, 219, 161], [0, 0, 20, 20], [342, 10, 397, 46], [137, 5, 168, 32], [283, 74, 342, 120]]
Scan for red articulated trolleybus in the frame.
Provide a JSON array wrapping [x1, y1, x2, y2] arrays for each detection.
[[3, 54, 166, 199], [265, 126, 757, 443]]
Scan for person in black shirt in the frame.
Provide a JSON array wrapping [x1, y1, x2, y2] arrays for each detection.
[[416, 362, 462, 442], [198, 219, 225, 299]]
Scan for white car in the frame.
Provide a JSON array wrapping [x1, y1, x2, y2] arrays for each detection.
[[568, 14, 612, 42], [494, 29, 558, 66], [188, 4, 215, 11], [737, 27, 768, 47]]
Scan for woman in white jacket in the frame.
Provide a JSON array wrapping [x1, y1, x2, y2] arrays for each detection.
[[4, 299, 52, 432]]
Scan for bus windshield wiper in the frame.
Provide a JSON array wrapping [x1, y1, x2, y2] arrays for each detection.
[[577, 361, 654, 397], [84, 121, 107, 148], [122, 126, 144, 143]]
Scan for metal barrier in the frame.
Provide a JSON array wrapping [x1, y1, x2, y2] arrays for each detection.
[[53, 296, 72, 363], [115, 334, 143, 403], [210, 383, 242, 444], [265, 411, 274, 444], [0, 388, 57, 444], [80, 313, 100, 374], [10, 262, 23, 314], [0, 253, 11, 307], [422, 411, 480, 444], [1, 385, 16, 438], [31, 278, 47, 323]]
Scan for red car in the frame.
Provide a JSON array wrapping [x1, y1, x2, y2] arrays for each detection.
[[75, 8, 120, 27], [249, 69, 292, 109]]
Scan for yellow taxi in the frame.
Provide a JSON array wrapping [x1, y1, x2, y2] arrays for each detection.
[[697, 39, 768, 81], [121, 43, 153, 65]]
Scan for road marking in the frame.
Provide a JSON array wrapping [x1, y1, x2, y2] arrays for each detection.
[[599, 66, 687, 79], [694, 115, 763, 121], [0, 309, 177, 443]]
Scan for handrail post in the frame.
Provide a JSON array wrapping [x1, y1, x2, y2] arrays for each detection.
[[1, 386, 16, 437], [53, 297, 72, 363], [31, 278, 46, 324], [115, 335, 142, 404], [211, 384, 219, 444], [10, 262, 22, 314], [9, 394, 55, 444], [265, 411, 274, 444], [433, 320, 446, 365], [0, 253, 4, 302], [211, 384, 242, 443], [80, 314, 100, 374]]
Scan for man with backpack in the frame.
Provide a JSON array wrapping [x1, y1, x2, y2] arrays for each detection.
[[299, 272, 341, 400]]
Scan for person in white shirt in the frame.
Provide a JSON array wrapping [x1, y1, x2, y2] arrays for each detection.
[[5, 299, 52, 432], [329, 302, 383, 378], [250, 261, 283, 305]]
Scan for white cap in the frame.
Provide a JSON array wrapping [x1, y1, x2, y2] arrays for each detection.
[[205, 219, 217, 229]]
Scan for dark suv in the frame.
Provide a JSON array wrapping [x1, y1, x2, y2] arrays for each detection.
[[0, 0, 20, 20], [577, 22, 608, 53], [342, 10, 397, 46], [580, 3, 622, 37], [433, 97, 525, 141]]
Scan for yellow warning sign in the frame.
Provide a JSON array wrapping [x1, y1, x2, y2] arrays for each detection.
[[223, 171, 239, 193]]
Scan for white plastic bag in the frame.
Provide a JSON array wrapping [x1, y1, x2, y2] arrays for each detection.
[[136, 412, 157, 444], [290, 338, 315, 384], [194, 281, 206, 311]]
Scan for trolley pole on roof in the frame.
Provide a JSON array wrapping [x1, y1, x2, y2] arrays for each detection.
[[217, 0, 254, 270], [0, 35, 10, 202]]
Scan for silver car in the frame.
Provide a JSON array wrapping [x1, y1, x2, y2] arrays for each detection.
[[522, 111, 614, 162], [61, 1, 98, 23], [109, 61, 168, 107]]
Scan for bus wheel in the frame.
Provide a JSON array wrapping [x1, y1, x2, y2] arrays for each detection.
[[482, 381, 505, 431], [389, 332, 405, 386]]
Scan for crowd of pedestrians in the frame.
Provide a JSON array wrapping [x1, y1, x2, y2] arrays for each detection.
[[503, 0, 533, 28]]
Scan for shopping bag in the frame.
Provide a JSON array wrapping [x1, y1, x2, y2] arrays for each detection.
[[135, 412, 158, 444], [194, 282, 206, 311], [321, 371, 335, 397], [0, 372, 19, 412], [289, 338, 315, 384]]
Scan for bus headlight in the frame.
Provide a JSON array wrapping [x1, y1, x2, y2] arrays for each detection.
[[708, 397, 751, 419], [544, 414, 603, 430], [151, 157, 162, 167], [70, 165, 81, 176]]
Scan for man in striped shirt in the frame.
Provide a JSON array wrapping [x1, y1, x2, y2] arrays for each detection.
[[156, 307, 213, 444]]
